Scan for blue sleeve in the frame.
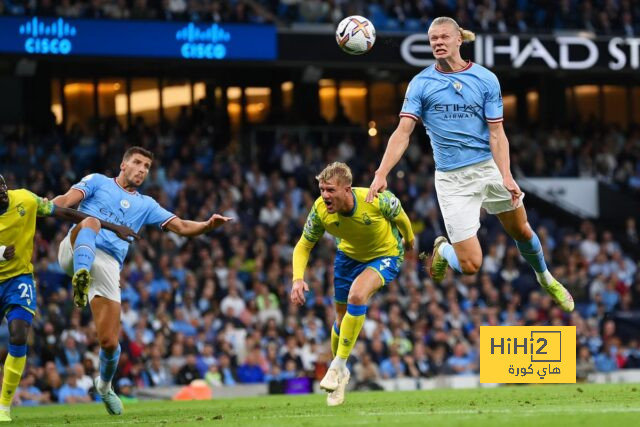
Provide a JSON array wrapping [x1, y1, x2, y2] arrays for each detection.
[[145, 197, 176, 228], [484, 73, 503, 123], [71, 174, 100, 200], [399, 76, 423, 121]]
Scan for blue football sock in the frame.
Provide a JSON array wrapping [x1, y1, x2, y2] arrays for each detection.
[[440, 242, 462, 273], [99, 344, 121, 384], [515, 232, 548, 273], [73, 228, 97, 273]]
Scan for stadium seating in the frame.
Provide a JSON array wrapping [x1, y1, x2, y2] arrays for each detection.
[[1, 106, 638, 404], [3, 0, 638, 35]]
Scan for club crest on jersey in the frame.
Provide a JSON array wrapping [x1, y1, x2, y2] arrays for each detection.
[[453, 81, 463, 92], [16, 203, 25, 216], [362, 213, 372, 225], [120, 199, 130, 209]]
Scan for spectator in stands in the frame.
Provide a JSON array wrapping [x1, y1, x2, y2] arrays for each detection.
[[144, 350, 174, 387], [595, 342, 620, 372], [576, 345, 596, 380], [447, 342, 476, 376], [117, 378, 139, 403], [379, 346, 406, 379], [236, 347, 265, 383], [57, 373, 92, 404], [176, 354, 201, 385], [1, 96, 638, 402], [15, 374, 50, 407]]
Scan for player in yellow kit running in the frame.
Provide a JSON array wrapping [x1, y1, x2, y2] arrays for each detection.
[[290, 162, 414, 406], [0, 174, 135, 422]]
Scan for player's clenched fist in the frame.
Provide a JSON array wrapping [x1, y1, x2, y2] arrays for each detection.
[[290, 279, 309, 306]]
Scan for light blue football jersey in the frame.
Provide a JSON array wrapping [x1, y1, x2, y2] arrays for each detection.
[[70, 173, 176, 266], [400, 62, 503, 171]]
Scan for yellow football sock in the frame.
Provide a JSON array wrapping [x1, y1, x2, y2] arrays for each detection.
[[0, 355, 26, 407], [331, 322, 340, 357], [336, 304, 366, 359]]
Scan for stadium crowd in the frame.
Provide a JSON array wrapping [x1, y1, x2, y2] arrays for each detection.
[[0, 106, 639, 405], [1, 0, 638, 35], [508, 123, 640, 197]]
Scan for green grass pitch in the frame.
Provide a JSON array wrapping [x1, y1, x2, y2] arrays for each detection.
[[11, 383, 640, 426]]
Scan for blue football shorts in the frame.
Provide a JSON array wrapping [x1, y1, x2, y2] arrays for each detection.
[[333, 251, 401, 304], [0, 273, 37, 319]]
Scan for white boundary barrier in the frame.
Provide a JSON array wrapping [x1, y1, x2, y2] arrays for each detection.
[[134, 369, 640, 400]]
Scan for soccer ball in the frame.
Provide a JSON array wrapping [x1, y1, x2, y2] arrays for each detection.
[[335, 16, 376, 55]]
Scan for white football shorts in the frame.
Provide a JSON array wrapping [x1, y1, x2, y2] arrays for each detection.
[[58, 234, 121, 303], [434, 158, 524, 244]]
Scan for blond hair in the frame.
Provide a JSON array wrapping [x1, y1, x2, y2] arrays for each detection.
[[429, 17, 476, 43], [315, 162, 352, 186]]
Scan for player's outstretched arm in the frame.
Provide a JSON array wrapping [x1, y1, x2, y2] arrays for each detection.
[[164, 213, 232, 237], [38, 192, 140, 241], [367, 116, 417, 202], [54, 206, 140, 242], [52, 188, 85, 208]]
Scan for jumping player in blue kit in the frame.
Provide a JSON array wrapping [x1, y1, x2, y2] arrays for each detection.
[[53, 147, 232, 416], [367, 17, 574, 313]]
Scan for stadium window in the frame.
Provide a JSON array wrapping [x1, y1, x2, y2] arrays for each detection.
[[282, 81, 294, 111], [633, 87, 640, 125], [98, 79, 127, 129], [245, 87, 271, 123], [602, 85, 628, 127], [339, 81, 367, 125], [319, 79, 337, 123], [565, 86, 576, 120], [370, 82, 397, 129], [502, 94, 516, 122], [214, 86, 223, 110], [572, 85, 600, 123], [63, 79, 95, 131], [227, 87, 242, 131], [527, 90, 539, 122], [398, 81, 409, 98], [193, 83, 206, 104], [162, 79, 192, 124], [51, 79, 62, 125], [129, 78, 160, 126]]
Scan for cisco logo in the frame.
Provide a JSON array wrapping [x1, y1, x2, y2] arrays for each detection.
[[19, 17, 76, 55], [176, 23, 231, 60]]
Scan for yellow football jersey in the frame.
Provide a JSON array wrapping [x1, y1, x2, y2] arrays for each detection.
[[0, 189, 54, 281], [301, 187, 412, 262]]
